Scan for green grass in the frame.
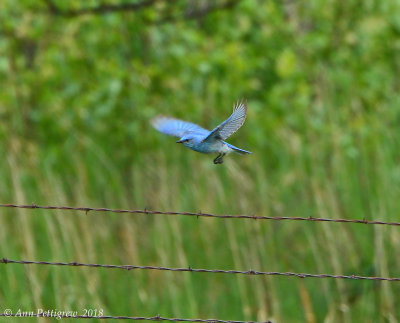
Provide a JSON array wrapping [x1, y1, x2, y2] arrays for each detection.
[[1, 0, 400, 322], [1, 130, 400, 322]]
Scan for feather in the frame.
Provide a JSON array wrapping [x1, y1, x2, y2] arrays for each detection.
[[202, 101, 247, 142], [151, 116, 209, 138]]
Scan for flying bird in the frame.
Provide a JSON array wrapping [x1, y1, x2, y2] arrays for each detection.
[[151, 101, 251, 164]]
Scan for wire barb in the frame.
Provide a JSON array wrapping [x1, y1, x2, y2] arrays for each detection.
[[1, 203, 400, 226]]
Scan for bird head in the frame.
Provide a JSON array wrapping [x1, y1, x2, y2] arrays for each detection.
[[176, 136, 190, 144], [176, 134, 196, 145]]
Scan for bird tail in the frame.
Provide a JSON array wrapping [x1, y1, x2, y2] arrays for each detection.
[[225, 143, 252, 155]]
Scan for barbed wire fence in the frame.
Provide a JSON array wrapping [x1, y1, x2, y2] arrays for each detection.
[[1, 203, 400, 322], [2, 203, 400, 226], [1, 258, 399, 282], [0, 313, 272, 323]]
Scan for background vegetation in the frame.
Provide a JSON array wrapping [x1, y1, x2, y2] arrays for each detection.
[[1, 0, 400, 322]]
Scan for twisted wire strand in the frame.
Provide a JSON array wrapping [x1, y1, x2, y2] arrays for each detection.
[[0, 313, 272, 323], [1, 203, 399, 226], [1, 258, 399, 282]]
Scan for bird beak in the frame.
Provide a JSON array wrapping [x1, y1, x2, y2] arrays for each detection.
[[176, 139, 184, 143]]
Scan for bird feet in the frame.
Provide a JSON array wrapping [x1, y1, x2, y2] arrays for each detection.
[[213, 153, 225, 164]]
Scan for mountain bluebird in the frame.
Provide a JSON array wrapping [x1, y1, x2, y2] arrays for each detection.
[[151, 101, 251, 164]]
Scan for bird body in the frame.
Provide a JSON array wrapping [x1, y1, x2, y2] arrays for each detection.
[[152, 101, 251, 164]]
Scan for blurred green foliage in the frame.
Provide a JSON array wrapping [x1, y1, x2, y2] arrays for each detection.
[[1, 0, 400, 322]]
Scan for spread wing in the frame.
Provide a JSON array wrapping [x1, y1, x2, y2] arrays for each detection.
[[151, 116, 209, 138], [202, 101, 247, 142]]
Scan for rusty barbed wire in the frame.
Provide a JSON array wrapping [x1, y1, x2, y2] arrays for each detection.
[[1, 203, 400, 226], [0, 313, 272, 323], [1, 258, 399, 282]]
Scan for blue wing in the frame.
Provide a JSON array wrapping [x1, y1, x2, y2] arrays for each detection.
[[202, 101, 247, 142], [151, 116, 210, 138]]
